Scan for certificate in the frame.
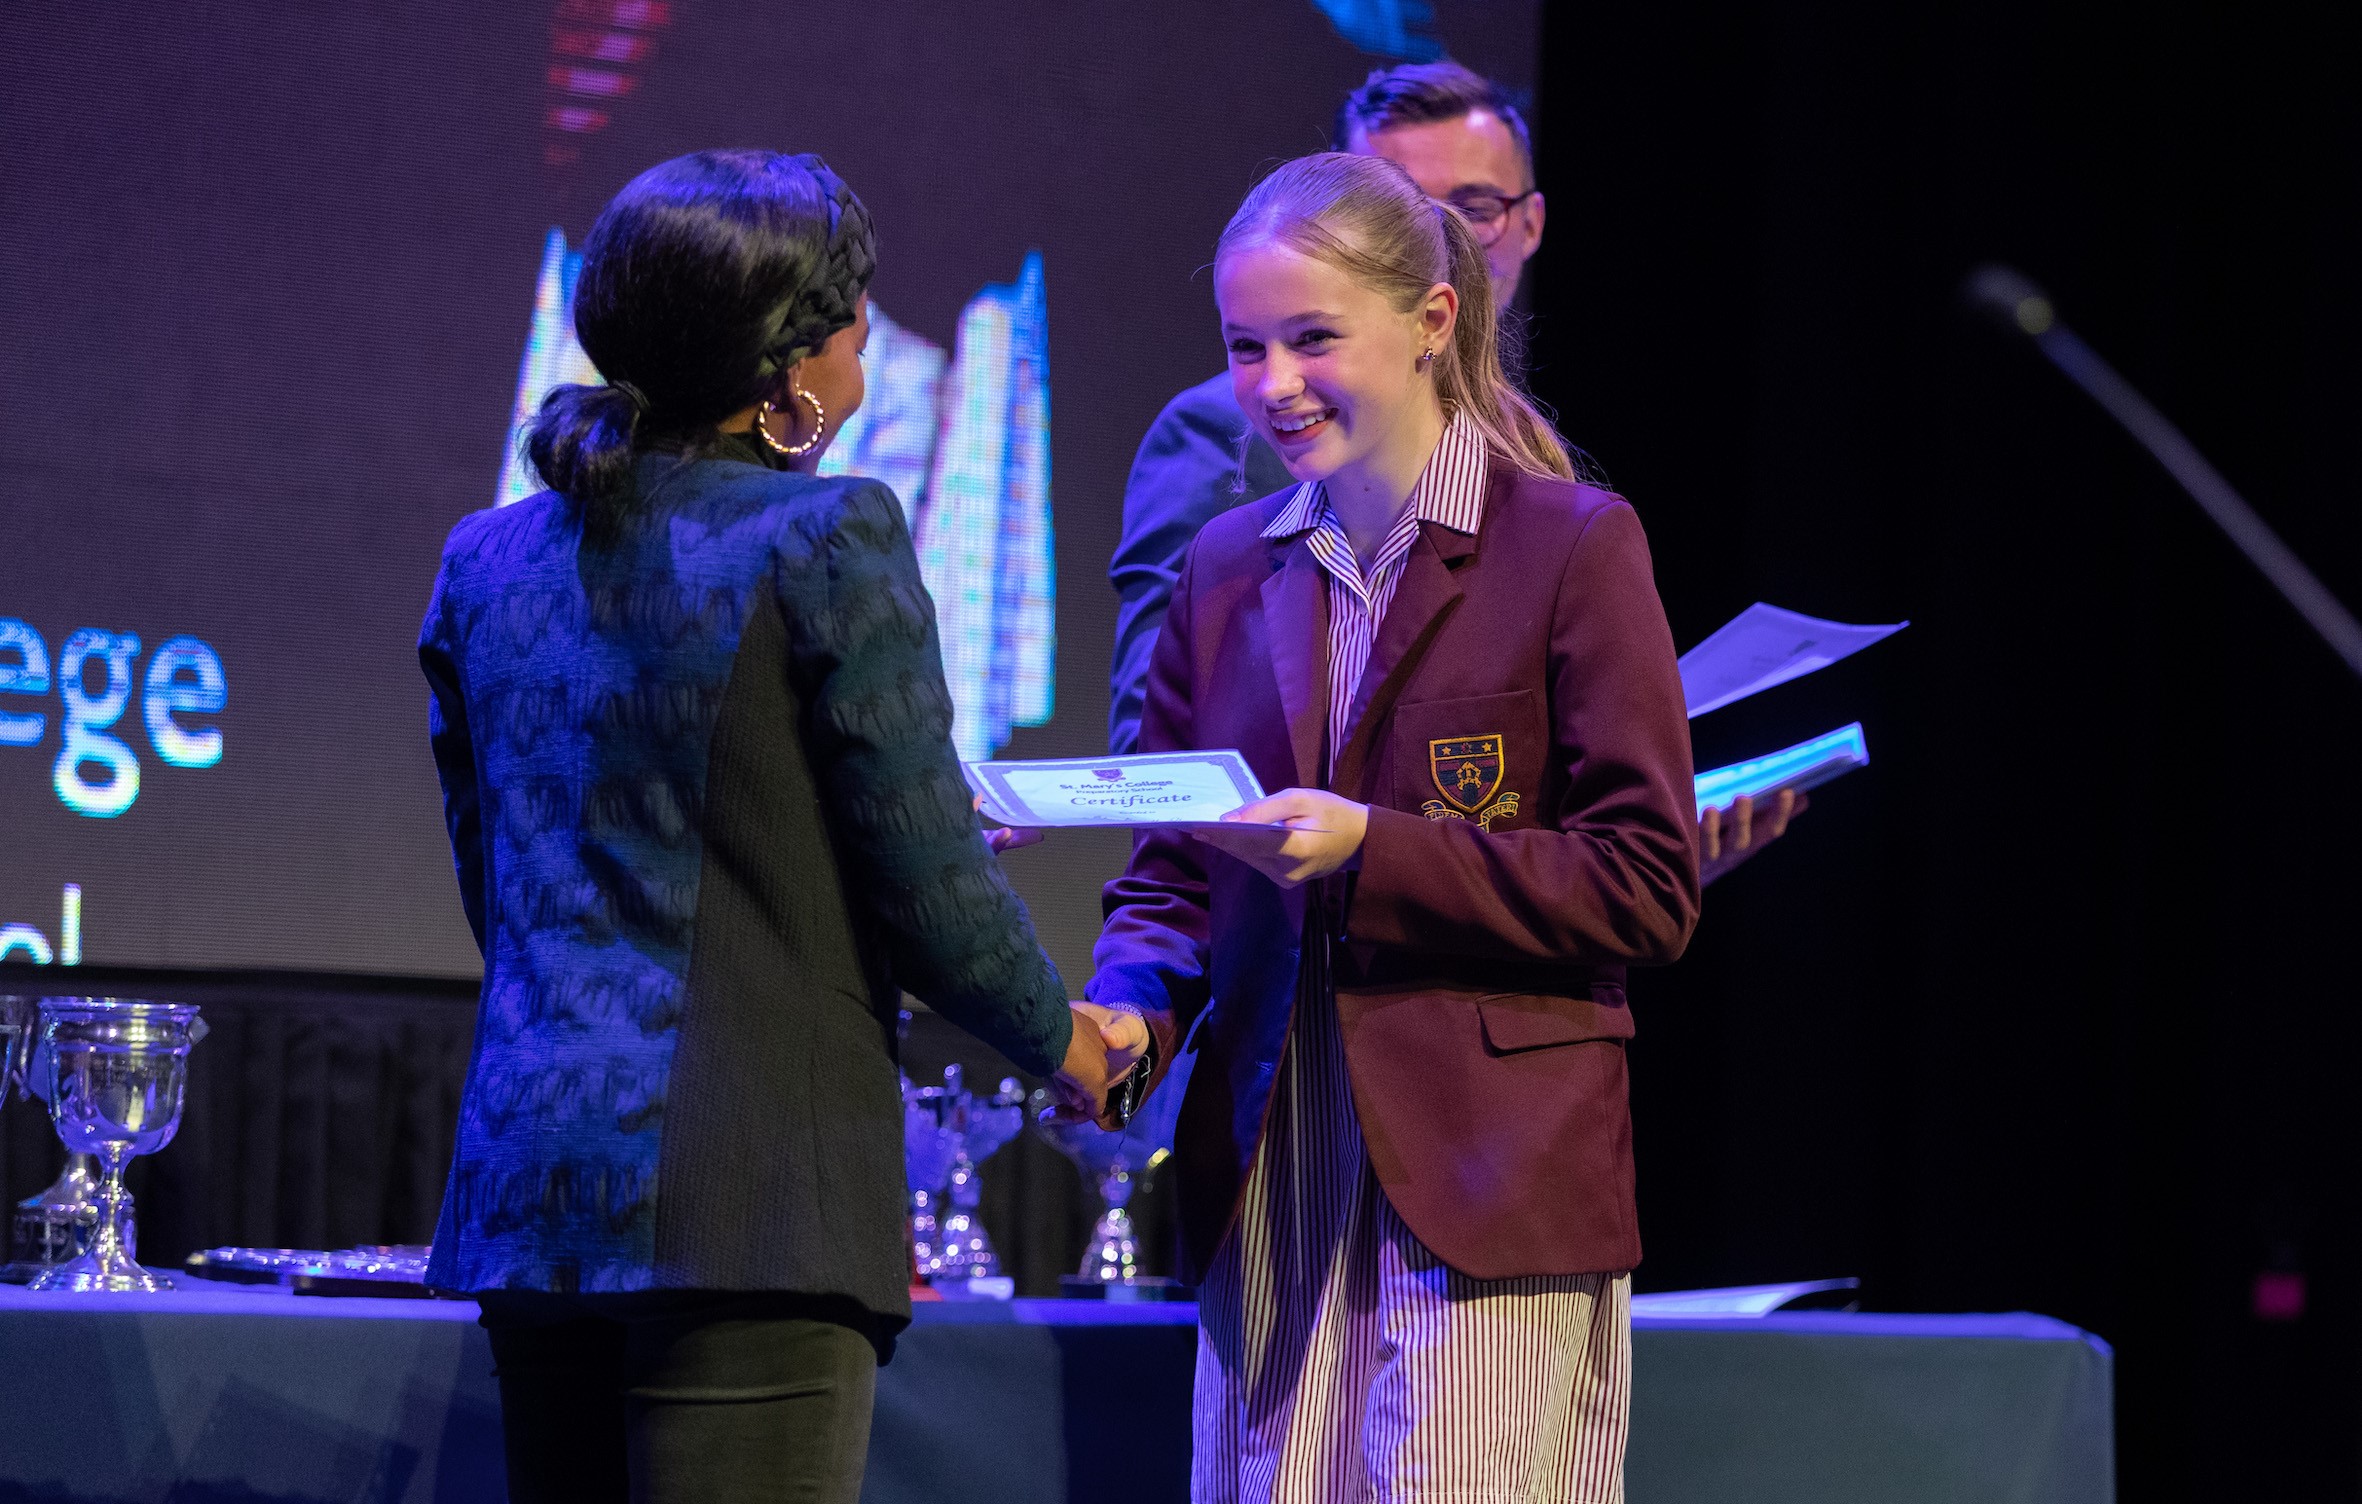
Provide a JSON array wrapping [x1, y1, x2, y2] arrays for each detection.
[[962, 750, 1283, 829]]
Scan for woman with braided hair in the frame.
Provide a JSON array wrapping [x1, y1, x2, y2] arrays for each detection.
[[418, 150, 1144, 1502]]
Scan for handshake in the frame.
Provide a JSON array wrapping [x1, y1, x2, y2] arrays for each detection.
[[976, 807, 1151, 1129], [1044, 1001, 1153, 1129]]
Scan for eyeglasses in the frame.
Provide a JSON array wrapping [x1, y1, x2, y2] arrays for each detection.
[[1444, 190, 1537, 247]]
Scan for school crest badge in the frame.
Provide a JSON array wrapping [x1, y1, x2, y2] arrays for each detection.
[[1429, 735, 1504, 814]]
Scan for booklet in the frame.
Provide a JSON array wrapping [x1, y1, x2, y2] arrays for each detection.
[[963, 749, 1289, 830], [1679, 604, 1907, 719], [1692, 723, 1869, 818]]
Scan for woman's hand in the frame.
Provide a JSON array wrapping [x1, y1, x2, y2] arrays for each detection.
[[974, 794, 1044, 854], [1698, 788, 1806, 886], [1192, 789, 1369, 888]]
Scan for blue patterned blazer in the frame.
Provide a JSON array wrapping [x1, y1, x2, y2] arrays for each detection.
[[417, 438, 1070, 1327]]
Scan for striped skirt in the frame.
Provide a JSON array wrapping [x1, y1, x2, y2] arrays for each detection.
[[1191, 936, 1632, 1504]]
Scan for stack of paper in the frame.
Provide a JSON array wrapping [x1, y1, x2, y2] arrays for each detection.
[[1681, 604, 1905, 811], [1678, 603, 1905, 719]]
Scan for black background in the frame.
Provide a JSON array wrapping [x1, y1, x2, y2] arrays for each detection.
[[1527, 1, 2361, 1496]]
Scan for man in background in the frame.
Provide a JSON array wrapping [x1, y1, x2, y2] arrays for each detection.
[[1108, 60, 1796, 877]]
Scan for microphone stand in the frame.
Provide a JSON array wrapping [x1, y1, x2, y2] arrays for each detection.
[[1964, 265, 2362, 684]]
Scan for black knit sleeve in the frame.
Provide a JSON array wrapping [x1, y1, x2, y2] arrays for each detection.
[[780, 478, 1073, 1077]]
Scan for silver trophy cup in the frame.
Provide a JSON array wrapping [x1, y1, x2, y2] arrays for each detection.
[[26, 998, 204, 1293], [935, 1067, 1025, 1282], [902, 1063, 1024, 1286], [1031, 1045, 1192, 1294], [0, 995, 33, 1096], [902, 1073, 962, 1278], [1, 995, 99, 1282]]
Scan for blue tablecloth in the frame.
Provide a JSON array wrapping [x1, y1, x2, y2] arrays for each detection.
[[0, 1284, 2112, 1503]]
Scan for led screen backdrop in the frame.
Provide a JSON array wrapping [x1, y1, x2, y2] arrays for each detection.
[[0, 0, 1536, 981]]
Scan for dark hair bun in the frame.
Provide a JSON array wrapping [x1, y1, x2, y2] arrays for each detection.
[[525, 382, 646, 512]]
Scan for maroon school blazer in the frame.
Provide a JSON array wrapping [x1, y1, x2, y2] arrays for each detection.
[[1088, 463, 1701, 1284]]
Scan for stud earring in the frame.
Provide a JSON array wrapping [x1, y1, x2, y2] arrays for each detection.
[[1417, 349, 1436, 370]]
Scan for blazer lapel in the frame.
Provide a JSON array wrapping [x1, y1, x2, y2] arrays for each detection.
[[1259, 535, 1329, 789], [1333, 521, 1475, 793]]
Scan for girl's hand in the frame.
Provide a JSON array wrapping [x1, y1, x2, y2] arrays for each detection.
[[1193, 789, 1368, 887], [1698, 788, 1805, 886], [1044, 1003, 1151, 1127], [1074, 1002, 1152, 1079]]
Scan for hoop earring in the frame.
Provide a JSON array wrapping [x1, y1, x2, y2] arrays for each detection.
[[1417, 349, 1437, 371], [756, 388, 827, 458]]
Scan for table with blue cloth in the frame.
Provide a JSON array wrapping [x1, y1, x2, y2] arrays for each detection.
[[0, 1284, 2113, 1503]]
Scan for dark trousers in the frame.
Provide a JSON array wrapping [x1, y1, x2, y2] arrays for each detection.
[[479, 1290, 880, 1504]]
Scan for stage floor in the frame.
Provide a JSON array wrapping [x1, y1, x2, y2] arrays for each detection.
[[0, 1283, 2113, 1503]]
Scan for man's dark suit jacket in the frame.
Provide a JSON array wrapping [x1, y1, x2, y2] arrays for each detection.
[[1090, 462, 1701, 1284], [1107, 371, 1293, 755], [418, 439, 1070, 1339]]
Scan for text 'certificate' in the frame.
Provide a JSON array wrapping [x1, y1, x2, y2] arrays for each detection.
[[963, 750, 1276, 829]]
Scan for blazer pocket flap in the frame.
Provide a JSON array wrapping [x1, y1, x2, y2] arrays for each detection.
[[1477, 993, 1635, 1053]]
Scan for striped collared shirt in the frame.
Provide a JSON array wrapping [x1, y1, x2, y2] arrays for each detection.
[[1262, 410, 1489, 768]]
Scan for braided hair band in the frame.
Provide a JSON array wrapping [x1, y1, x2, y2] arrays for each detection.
[[752, 153, 879, 382]]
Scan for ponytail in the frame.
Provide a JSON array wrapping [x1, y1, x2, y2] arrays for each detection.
[[526, 381, 648, 532], [1429, 205, 1571, 481]]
